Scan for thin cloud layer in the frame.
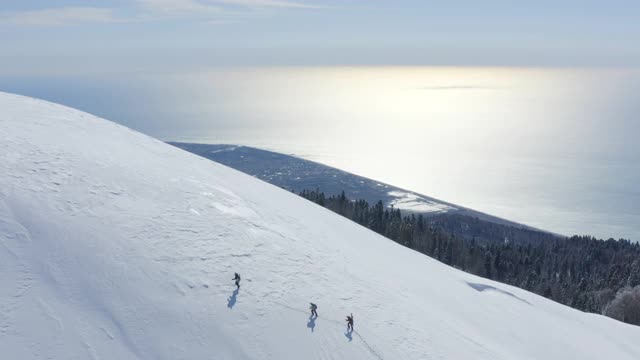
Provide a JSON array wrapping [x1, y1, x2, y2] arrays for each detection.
[[136, 0, 222, 15], [414, 85, 499, 90], [212, 0, 319, 8], [0, 0, 317, 27], [1, 7, 121, 26]]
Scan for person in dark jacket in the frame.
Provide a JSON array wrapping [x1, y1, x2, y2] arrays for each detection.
[[346, 313, 354, 331], [310, 303, 318, 317], [233, 273, 241, 289]]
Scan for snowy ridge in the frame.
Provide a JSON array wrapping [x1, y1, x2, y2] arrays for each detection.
[[1, 91, 639, 359]]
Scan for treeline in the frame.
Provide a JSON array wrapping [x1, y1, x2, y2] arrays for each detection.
[[298, 188, 640, 325]]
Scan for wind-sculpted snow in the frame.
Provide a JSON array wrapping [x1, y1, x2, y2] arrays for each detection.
[[1, 91, 639, 359]]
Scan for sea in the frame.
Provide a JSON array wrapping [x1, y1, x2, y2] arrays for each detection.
[[3, 66, 639, 241]]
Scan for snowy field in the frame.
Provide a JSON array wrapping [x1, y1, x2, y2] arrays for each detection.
[[387, 191, 456, 213], [1, 91, 639, 359]]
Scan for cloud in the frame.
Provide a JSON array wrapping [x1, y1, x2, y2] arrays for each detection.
[[1, 7, 122, 26], [211, 0, 319, 8], [135, 0, 319, 18], [414, 85, 498, 90], [136, 0, 223, 16], [0, 0, 318, 27]]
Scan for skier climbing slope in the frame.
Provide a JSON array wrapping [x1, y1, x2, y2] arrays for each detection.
[[233, 272, 241, 289]]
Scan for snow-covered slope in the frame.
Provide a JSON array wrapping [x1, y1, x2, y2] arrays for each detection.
[[1, 91, 638, 360]]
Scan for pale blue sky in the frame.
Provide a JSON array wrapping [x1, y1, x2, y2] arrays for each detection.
[[1, 0, 640, 73]]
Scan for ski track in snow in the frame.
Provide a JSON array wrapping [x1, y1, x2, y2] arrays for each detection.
[[1, 92, 640, 359]]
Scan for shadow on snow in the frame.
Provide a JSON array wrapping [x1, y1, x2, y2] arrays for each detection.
[[466, 281, 531, 305], [227, 288, 239, 309], [307, 314, 317, 332]]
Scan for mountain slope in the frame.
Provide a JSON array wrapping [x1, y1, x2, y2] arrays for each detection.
[[1, 91, 638, 360]]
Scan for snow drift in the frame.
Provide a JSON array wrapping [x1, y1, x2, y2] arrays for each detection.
[[1, 91, 639, 359]]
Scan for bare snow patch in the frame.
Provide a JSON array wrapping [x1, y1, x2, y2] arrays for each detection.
[[387, 191, 456, 213]]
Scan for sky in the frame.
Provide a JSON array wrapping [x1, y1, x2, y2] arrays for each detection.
[[2, 1, 640, 241], [1, 0, 640, 74]]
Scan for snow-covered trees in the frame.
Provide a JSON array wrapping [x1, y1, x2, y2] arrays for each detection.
[[605, 286, 640, 325]]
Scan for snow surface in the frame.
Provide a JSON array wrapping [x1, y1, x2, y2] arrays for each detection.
[[387, 191, 456, 213], [1, 91, 639, 359]]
